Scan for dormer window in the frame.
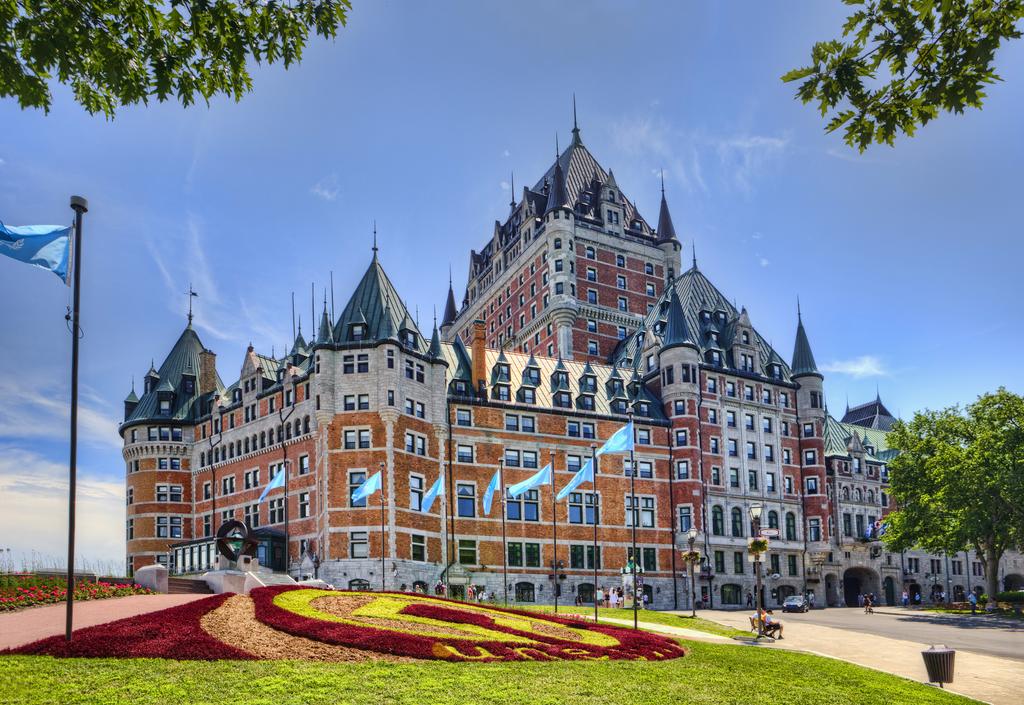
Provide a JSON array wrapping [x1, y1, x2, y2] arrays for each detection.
[[580, 375, 597, 393], [159, 400, 171, 415], [635, 402, 651, 416], [183, 379, 194, 394], [709, 351, 722, 366], [495, 364, 510, 383], [700, 310, 711, 322], [403, 331, 417, 348], [554, 391, 572, 408], [608, 379, 624, 396], [578, 395, 595, 411], [521, 388, 536, 404], [452, 380, 468, 395], [612, 399, 628, 414], [351, 323, 366, 341], [717, 312, 727, 325], [524, 367, 540, 386], [741, 331, 750, 345], [553, 371, 569, 387], [233, 389, 242, 403]]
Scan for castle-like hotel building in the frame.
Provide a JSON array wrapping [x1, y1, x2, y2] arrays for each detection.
[[121, 123, 1023, 608]]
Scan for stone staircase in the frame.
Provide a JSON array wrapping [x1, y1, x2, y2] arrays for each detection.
[[167, 577, 214, 595]]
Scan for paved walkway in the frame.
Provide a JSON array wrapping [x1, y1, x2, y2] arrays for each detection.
[[0, 594, 206, 650], [559, 612, 733, 643], [695, 609, 1024, 705]]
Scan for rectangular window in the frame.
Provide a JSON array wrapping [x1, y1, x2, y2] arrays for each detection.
[[626, 495, 655, 527], [567, 492, 598, 525], [298, 491, 310, 518], [457, 445, 473, 463], [350, 531, 368, 559], [349, 471, 367, 508], [457, 483, 475, 517], [411, 534, 426, 562], [788, 554, 798, 576], [714, 551, 725, 573], [456, 408, 472, 426], [458, 539, 477, 565], [675, 459, 689, 479], [734, 552, 744, 574], [409, 475, 424, 510], [269, 497, 284, 524], [678, 506, 692, 532]]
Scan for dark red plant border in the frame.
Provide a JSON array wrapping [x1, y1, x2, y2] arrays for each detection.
[[5, 594, 255, 661], [252, 586, 686, 662]]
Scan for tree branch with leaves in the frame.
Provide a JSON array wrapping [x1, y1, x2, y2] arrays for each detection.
[[782, 0, 1023, 151], [0, 0, 352, 118]]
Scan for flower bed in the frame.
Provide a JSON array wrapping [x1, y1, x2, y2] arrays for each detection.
[[0, 575, 153, 612], [7, 594, 254, 661], [254, 587, 686, 662]]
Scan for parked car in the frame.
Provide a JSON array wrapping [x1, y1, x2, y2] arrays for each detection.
[[782, 595, 809, 613]]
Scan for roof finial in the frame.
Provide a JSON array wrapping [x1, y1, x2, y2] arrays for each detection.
[[186, 283, 198, 326], [297, 314, 302, 337], [555, 132, 559, 158], [660, 169, 665, 196], [876, 383, 881, 402], [372, 220, 378, 258], [571, 94, 581, 144], [797, 296, 802, 321], [291, 291, 296, 341], [691, 241, 697, 269], [448, 263, 452, 287], [509, 171, 515, 208], [130, 375, 135, 393]]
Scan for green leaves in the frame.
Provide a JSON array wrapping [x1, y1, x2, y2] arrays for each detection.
[[884, 389, 1024, 579], [0, 0, 352, 118], [782, 0, 1024, 152]]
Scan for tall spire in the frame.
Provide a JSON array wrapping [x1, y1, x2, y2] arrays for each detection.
[[661, 285, 697, 351], [186, 283, 197, 326], [372, 220, 378, 260], [791, 302, 821, 378], [691, 242, 698, 269], [428, 308, 442, 359], [571, 93, 582, 145], [656, 170, 678, 243], [442, 265, 458, 329], [509, 171, 515, 209], [545, 141, 570, 214]]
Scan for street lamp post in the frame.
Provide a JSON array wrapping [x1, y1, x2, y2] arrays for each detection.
[[686, 527, 698, 618], [750, 503, 764, 638]]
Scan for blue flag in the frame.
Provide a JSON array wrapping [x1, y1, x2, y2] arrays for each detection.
[[258, 466, 286, 503], [507, 463, 552, 499], [597, 420, 634, 456], [482, 469, 501, 515], [0, 222, 73, 284], [556, 459, 594, 501], [352, 470, 382, 503], [421, 472, 445, 513]]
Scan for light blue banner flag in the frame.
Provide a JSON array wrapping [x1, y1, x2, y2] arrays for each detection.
[[421, 472, 445, 513], [0, 222, 73, 284], [351, 470, 382, 503], [556, 459, 594, 501], [507, 463, 552, 499], [596, 420, 634, 456], [258, 466, 286, 503], [482, 469, 501, 515]]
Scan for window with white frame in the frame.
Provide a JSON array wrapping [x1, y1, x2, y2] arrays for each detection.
[[626, 495, 655, 527]]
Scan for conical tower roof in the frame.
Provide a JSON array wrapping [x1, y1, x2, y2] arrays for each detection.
[[655, 175, 678, 243], [661, 285, 696, 351], [791, 306, 820, 378], [333, 254, 425, 352], [545, 157, 570, 213]]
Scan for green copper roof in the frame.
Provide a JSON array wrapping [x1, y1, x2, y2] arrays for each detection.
[[791, 310, 819, 378], [824, 414, 891, 461], [332, 254, 426, 353], [661, 285, 696, 351], [122, 324, 218, 428]]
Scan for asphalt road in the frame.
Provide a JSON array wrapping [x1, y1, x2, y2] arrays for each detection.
[[760, 607, 1023, 661]]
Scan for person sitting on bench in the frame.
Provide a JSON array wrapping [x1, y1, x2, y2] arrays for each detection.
[[763, 610, 784, 639]]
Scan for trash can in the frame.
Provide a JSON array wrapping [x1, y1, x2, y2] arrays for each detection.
[[921, 645, 955, 687]]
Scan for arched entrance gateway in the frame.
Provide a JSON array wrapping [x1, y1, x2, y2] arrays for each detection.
[[1004, 574, 1024, 591], [577, 582, 595, 605], [842, 567, 881, 607]]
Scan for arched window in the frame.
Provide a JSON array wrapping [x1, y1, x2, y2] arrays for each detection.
[[721, 584, 742, 605], [252, 434, 257, 450], [731, 507, 744, 537], [277, 426, 283, 443], [712, 506, 724, 536], [260, 431, 266, 448], [286, 423, 292, 440], [303, 415, 310, 434], [244, 438, 249, 454], [867, 490, 875, 504], [842, 486, 850, 501], [294, 419, 301, 437], [200, 451, 205, 467], [854, 488, 863, 502], [514, 582, 535, 603], [785, 512, 797, 541], [768, 510, 779, 530]]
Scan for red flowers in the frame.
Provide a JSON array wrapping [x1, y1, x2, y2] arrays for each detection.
[[7, 594, 254, 661], [0, 575, 153, 612], [253, 587, 686, 662]]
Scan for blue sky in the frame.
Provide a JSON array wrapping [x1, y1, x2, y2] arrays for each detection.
[[1, 1, 1021, 569]]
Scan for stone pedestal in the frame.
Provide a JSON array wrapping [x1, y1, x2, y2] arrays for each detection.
[[134, 564, 168, 593]]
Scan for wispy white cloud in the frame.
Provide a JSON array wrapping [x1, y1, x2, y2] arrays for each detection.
[[758, 256, 770, 267], [311, 173, 340, 202], [0, 157, 6, 167], [610, 117, 787, 196], [502, 149, 510, 158], [822, 355, 889, 378], [0, 376, 120, 449], [0, 446, 124, 571], [714, 135, 789, 193], [499, 180, 510, 191]]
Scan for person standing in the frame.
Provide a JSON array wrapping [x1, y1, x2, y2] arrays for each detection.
[[746, 591, 754, 608], [596, 586, 604, 609], [968, 591, 978, 615], [901, 590, 909, 607]]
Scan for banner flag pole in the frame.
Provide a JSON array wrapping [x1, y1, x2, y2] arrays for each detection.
[[499, 459, 509, 607], [591, 443, 599, 624], [65, 196, 87, 642], [550, 450, 558, 614], [628, 411, 638, 630]]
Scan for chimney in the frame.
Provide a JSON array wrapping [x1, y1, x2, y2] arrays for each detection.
[[199, 349, 218, 396], [471, 319, 487, 396]]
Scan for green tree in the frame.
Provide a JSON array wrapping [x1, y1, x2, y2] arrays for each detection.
[[782, 0, 1024, 151], [884, 388, 1024, 606], [1, 0, 351, 118]]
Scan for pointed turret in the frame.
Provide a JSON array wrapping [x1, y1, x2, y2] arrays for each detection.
[[661, 286, 696, 351], [655, 172, 679, 243], [123, 381, 139, 421], [791, 303, 821, 378], [441, 272, 458, 333], [317, 298, 334, 345], [428, 320, 442, 360], [333, 253, 423, 351], [545, 156, 570, 214]]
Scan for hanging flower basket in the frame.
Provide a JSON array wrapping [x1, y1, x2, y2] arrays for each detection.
[[748, 537, 770, 555], [680, 550, 702, 565]]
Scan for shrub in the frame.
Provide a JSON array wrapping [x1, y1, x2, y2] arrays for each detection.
[[0, 575, 152, 612]]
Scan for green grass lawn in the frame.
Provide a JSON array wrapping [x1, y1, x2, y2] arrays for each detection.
[[524, 604, 751, 638], [4, 641, 974, 705]]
